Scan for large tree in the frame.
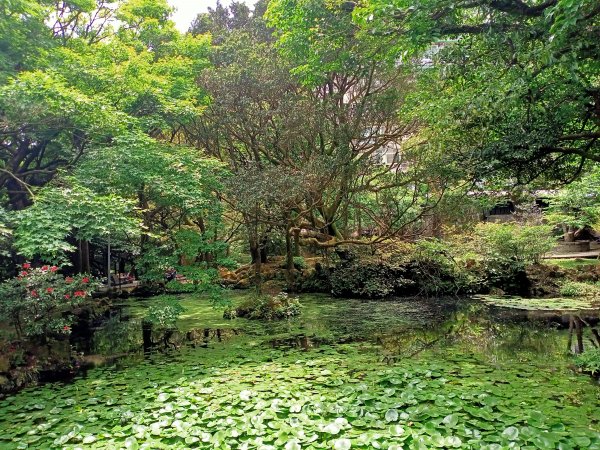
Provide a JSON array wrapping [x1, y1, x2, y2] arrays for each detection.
[[0, 0, 210, 211], [355, 0, 600, 184]]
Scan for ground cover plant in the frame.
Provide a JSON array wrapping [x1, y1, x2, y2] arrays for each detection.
[[473, 295, 600, 311], [0, 340, 598, 449], [1, 293, 599, 449]]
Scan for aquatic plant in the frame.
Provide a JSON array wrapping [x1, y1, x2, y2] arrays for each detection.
[[473, 295, 599, 311], [560, 281, 600, 298], [0, 342, 599, 449], [575, 348, 600, 376]]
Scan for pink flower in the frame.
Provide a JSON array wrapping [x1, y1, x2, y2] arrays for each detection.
[[30, 290, 38, 298], [20, 271, 28, 277], [46, 287, 54, 293], [65, 277, 74, 283], [22, 263, 30, 269], [41, 265, 49, 271], [63, 326, 70, 331], [82, 277, 90, 283], [50, 266, 58, 272], [73, 291, 86, 297], [64, 294, 71, 300]]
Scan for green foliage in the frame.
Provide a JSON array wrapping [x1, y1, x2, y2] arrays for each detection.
[[292, 256, 307, 270], [329, 257, 414, 299], [546, 168, 600, 235], [474, 295, 598, 311], [1, 320, 599, 448], [475, 223, 556, 266], [559, 281, 600, 298], [575, 348, 600, 376], [143, 295, 185, 330], [12, 182, 140, 264], [0, 264, 95, 340], [411, 239, 483, 296], [222, 306, 237, 320], [354, 0, 600, 183], [235, 292, 301, 320]]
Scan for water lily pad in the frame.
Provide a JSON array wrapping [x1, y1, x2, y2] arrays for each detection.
[[385, 409, 399, 422], [333, 438, 352, 450], [473, 295, 599, 311]]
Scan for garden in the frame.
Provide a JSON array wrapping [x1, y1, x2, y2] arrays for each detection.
[[0, 0, 599, 448]]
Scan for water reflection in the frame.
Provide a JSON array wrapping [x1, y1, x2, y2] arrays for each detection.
[[72, 296, 600, 373]]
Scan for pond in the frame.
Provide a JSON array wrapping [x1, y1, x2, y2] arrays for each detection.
[[1, 294, 599, 449]]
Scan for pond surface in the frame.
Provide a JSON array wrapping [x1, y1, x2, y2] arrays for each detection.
[[1, 294, 599, 449]]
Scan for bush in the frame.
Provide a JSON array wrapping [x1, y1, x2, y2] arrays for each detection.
[[234, 292, 301, 320], [293, 256, 307, 270], [410, 239, 484, 296], [559, 281, 600, 297], [223, 307, 237, 320], [474, 222, 555, 266], [0, 264, 96, 341], [575, 348, 600, 375], [329, 259, 415, 298], [143, 296, 185, 330], [470, 223, 556, 294]]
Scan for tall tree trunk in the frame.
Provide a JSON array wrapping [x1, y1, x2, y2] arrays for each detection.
[[80, 240, 90, 273], [5, 178, 30, 210]]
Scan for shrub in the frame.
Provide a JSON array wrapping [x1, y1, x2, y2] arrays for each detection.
[[559, 281, 600, 297], [143, 296, 185, 330], [328, 259, 415, 298], [293, 256, 307, 270], [235, 292, 301, 320], [411, 238, 484, 296], [474, 222, 555, 266], [223, 307, 237, 320], [0, 264, 96, 341], [470, 223, 556, 294], [575, 348, 600, 375]]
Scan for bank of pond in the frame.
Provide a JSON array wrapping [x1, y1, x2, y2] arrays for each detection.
[[0, 293, 599, 449]]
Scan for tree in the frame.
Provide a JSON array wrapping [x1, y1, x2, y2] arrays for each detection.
[[355, 0, 600, 184], [12, 181, 141, 264], [0, 0, 221, 273], [546, 168, 600, 242], [265, 0, 452, 245], [0, 0, 210, 211]]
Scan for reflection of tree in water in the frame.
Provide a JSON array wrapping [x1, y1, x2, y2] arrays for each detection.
[[567, 315, 600, 354], [375, 304, 599, 363], [143, 325, 241, 352]]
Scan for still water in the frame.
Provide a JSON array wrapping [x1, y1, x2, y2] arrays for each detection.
[[1, 294, 599, 449]]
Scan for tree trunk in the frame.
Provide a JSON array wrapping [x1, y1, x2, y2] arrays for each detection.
[[79, 240, 91, 274], [285, 227, 295, 290], [254, 251, 262, 295], [293, 228, 300, 257], [5, 178, 30, 210], [564, 225, 575, 242]]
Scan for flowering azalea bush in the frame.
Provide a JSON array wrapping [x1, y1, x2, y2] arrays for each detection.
[[0, 264, 96, 341]]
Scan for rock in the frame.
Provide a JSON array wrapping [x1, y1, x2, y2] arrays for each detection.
[[489, 287, 505, 296], [0, 355, 10, 373], [0, 375, 11, 391]]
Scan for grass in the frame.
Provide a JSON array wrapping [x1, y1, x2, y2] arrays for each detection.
[[544, 258, 600, 269]]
